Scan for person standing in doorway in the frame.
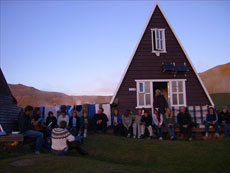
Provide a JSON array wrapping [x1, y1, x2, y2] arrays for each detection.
[[153, 89, 168, 114]]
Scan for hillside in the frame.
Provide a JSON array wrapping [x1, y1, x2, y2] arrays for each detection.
[[199, 62, 230, 94], [9, 84, 112, 107], [8, 62, 230, 107]]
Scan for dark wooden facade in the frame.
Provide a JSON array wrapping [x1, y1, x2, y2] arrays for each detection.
[[0, 68, 19, 133], [111, 4, 213, 114]]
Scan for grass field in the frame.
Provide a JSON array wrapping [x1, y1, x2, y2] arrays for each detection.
[[1, 134, 230, 173]]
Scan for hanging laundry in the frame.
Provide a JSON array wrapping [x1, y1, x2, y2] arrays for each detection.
[[95, 104, 100, 114], [66, 105, 73, 118], [88, 104, 95, 119], [67, 105, 74, 118], [40, 106, 45, 121]]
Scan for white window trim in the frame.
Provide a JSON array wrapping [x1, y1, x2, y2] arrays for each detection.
[[151, 28, 166, 56], [136, 81, 153, 108], [170, 80, 187, 107], [135, 79, 187, 109]]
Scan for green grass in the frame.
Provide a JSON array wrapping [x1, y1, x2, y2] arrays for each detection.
[[1, 134, 230, 173], [210, 93, 230, 110]]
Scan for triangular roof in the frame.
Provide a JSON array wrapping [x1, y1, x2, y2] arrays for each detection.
[[110, 2, 214, 106], [0, 68, 12, 96]]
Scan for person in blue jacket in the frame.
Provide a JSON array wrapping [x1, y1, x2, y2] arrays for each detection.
[[111, 108, 122, 135]]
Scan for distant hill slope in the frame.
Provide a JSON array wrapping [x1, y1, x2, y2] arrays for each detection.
[[9, 84, 112, 107], [199, 62, 230, 94], [8, 62, 230, 107], [210, 93, 230, 109]]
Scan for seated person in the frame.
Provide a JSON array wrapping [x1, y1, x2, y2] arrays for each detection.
[[152, 108, 164, 140], [46, 111, 57, 129], [51, 121, 88, 156], [57, 110, 69, 127], [177, 106, 193, 141], [219, 107, 230, 138], [111, 108, 122, 136], [31, 107, 43, 131], [93, 108, 108, 133], [204, 107, 219, 139], [140, 110, 153, 139], [132, 109, 142, 139], [122, 110, 132, 137], [79, 112, 89, 138], [164, 108, 176, 140], [68, 111, 80, 136], [18, 105, 45, 154]]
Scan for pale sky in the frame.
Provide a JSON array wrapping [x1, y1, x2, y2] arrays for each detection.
[[1, 0, 229, 95]]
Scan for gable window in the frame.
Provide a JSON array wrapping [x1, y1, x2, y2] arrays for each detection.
[[170, 80, 186, 106], [151, 28, 166, 56], [137, 81, 152, 107]]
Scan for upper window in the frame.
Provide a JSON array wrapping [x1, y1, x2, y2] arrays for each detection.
[[151, 28, 166, 56]]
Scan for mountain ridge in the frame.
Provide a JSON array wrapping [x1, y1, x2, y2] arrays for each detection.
[[8, 62, 230, 107]]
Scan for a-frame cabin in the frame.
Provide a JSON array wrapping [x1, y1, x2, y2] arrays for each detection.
[[111, 2, 213, 114], [0, 68, 19, 133]]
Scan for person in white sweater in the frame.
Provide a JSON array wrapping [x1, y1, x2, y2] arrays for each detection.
[[51, 121, 88, 155], [152, 108, 164, 140], [57, 110, 69, 127]]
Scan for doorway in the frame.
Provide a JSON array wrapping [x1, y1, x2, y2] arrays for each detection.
[[152, 82, 169, 109]]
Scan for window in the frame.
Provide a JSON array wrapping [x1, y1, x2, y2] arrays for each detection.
[[137, 81, 152, 107], [170, 81, 186, 106], [151, 28, 166, 56]]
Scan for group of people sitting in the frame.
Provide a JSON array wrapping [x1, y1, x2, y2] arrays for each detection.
[[18, 102, 230, 155], [18, 105, 89, 155], [111, 106, 230, 141]]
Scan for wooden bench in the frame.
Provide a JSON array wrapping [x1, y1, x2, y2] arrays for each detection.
[[0, 134, 24, 152], [0, 134, 24, 143], [107, 126, 224, 140], [170, 127, 224, 140]]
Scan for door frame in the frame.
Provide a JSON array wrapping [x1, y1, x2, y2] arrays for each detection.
[[135, 79, 187, 114]]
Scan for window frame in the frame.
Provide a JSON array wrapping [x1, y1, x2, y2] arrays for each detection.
[[151, 28, 166, 56], [170, 80, 187, 107], [135, 79, 187, 109], [136, 81, 153, 108]]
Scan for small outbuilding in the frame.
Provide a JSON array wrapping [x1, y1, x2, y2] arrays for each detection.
[[0, 68, 19, 133]]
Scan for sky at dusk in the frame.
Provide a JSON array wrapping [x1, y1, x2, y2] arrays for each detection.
[[0, 0, 229, 95]]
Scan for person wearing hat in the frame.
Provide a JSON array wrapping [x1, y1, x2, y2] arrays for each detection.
[[57, 110, 69, 127], [204, 107, 219, 139], [219, 107, 230, 138], [177, 106, 193, 141], [140, 110, 153, 139]]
